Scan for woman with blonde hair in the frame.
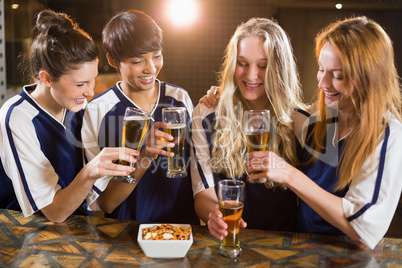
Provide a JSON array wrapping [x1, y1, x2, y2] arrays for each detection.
[[247, 16, 402, 249], [191, 17, 305, 239]]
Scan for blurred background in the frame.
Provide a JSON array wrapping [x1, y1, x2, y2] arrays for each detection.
[[2, 0, 402, 106]]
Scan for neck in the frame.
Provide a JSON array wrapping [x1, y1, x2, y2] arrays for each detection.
[[120, 81, 159, 113], [247, 96, 271, 111], [30, 84, 65, 122], [337, 109, 353, 140]]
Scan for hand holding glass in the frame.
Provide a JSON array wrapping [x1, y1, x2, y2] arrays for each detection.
[[162, 107, 187, 178], [115, 107, 150, 183], [218, 179, 245, 258], [244, 109, 270, 184]]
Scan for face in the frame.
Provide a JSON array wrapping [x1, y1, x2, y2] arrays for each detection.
[[234, 36, 268, 108], [50, 60, 98, 112], [317, 42, 355, 114], [119, 50, 163, 93]]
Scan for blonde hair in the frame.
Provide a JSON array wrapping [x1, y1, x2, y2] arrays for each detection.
[[311, 16, 402, 190], [211, 18, 304, 178]]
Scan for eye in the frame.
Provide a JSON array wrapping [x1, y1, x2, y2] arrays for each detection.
[[154, 54, 162, 59], [258, 65, 267, 69], [76, 83, 85, 87], [237, 61, 247, 67]]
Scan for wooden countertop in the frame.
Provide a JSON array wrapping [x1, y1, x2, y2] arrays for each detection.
[[0, 209, 400, 267]]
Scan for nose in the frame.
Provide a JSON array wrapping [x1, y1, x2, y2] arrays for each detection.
[[317, 71, 330, 89], [84, 80, 95, 98], [246, 64, 259, 81], [144, 59, 156, 74]]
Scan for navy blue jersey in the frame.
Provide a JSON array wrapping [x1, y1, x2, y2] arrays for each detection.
[[82, 81, 198, 224], [296, 110, 402, 248], [191, 104, 297, 231], [0, 85, 84, 216]]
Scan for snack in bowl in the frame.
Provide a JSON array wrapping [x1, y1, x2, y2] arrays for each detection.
[[142, 224, 192, 240], [137, 224, 193, 258]]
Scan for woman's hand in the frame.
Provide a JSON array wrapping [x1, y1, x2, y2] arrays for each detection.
[[246, 151, 294, 185], [85, 147, 139, 180], [199, 86, 221, 108], [141, 121, 175, 160], [207, 204, 247, 240]]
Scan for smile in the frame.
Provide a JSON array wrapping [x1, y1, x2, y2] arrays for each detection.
[[324, 90, 340, 96], [74, 98, 86, 104], [245, 83, 260, 88], [243, 82, 262, 90], [139, 75, 154, 80]]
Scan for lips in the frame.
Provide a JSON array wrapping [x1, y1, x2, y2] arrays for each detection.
[[74, 98, 86, 105], [243, 81, 263, 90], [139, 75, 155, 84], [323, 90, 340, 97]]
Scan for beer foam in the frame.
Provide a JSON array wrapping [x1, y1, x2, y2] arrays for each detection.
[[125, 115, 150, 121], [166, 123, 186, 129]]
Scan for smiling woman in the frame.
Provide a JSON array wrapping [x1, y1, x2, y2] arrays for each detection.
[[246, 16, 402, 250], [190, 17, 305, 243], [0, 9, 139, 223]]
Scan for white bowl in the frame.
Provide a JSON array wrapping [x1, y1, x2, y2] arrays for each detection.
[[137, 223, 193, 258]]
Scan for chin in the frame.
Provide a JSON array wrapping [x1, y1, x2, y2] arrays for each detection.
[[324, 99, 340, 110], [68, 104, 84, 112]]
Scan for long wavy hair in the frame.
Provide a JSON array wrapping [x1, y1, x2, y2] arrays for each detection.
[[211, 18, 304, 178], [311, 16, 401, 190]]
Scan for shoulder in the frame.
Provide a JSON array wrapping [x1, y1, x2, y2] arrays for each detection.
[[293, 107, 311, 145], [193, 103, 215, 119], [387, 112, 402, 132], [88, 86, 119, 105], [84, 88, 121, 118], [384, 112, 402, 149], [163, 81, 193, 102], [0, 95, 37, 125]]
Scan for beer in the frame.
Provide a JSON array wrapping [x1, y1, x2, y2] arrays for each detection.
[[244, 109, 270, 184], [218, 179, 245, 258], [246, 130, 269, 153], [246, 130, 269, 183], [164, 123, 186, 172], [119, 116, 150, 171], [219, 200, 244, 248], [162, 107, 187, 178]]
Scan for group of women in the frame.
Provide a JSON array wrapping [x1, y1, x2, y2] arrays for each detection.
[[0, 8, 400, 250]]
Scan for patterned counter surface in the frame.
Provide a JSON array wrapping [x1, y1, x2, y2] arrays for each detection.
[[0, 209, 400, 267]]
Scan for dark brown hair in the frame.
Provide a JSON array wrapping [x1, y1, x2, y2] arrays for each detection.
[[29, 9, 99, 81], [102, 9, 162, 67]]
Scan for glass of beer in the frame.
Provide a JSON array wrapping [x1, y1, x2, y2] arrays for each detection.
[[218, 179, 245, 258], [162, 107, 187, 178], [115, 107, 150, 183], [244, 109, 270, 184]]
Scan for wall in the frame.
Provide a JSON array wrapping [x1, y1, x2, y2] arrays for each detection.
[[2, 0, 402, 106]]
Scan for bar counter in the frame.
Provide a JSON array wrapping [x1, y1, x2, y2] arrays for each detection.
[[0, 209, 401, 267]]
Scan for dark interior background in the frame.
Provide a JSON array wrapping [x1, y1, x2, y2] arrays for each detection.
[[4, 0, 402, 105]]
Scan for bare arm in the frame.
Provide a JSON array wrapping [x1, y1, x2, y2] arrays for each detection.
[[247, 151, 360, 241], [97, 122, 174, 214], [41, 147, 138, 222]]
